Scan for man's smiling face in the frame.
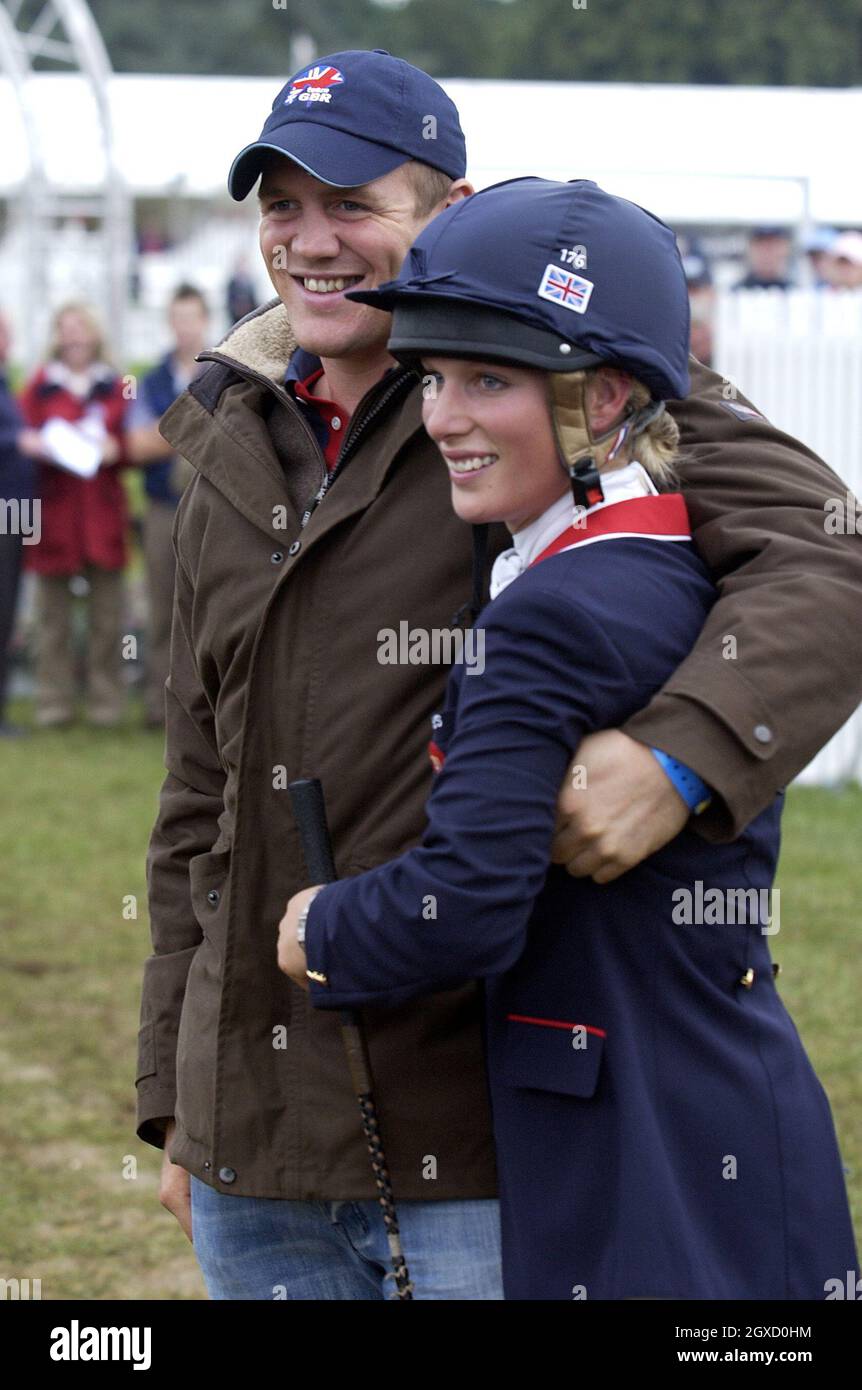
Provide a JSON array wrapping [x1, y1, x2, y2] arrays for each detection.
[[258, 159, 437, 361]]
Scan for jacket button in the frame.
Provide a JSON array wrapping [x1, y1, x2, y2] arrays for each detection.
[[271, 550, 284, 564], [206, 888, 220, 906], [218, 1166, 237, 1184], [203, 1161, 212, 1170], [288, 540, 302, 556], [753, 724, 773, 744], [739, 968, 755, 988]]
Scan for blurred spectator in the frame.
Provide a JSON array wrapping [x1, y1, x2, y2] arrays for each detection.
[[682, 244, 715, 368], [226, 255, 258, 324], [802, 226, 839, 288], [137, 219, 171, 255], [19, 303, 130, 729], [734, 226, 794, 291], [126, 284, 210, 728], [829, 231, 862, 290], [0, 310, 42, 737]]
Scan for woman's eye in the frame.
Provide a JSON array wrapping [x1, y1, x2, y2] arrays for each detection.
[[479, 374, 507, 390], [337, 201, 367, 213]]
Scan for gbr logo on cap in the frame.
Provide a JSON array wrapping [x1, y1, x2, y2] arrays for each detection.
[[285, 65, 345, 106]]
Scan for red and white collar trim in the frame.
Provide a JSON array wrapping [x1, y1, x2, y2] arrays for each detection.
[[531, 493, 691, 567], [489, 465, 692, 600]]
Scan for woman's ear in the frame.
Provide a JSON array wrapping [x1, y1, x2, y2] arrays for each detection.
[[585, 367, 633, 436]]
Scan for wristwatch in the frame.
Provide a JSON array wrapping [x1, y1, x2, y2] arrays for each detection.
[[296, 888, 324, 950]]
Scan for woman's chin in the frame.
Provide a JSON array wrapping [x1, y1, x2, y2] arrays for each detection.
[[451, 494, 499, 526]]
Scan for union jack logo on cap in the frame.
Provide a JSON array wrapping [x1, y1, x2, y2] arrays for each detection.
[[537, 264, 594, 315], [285, 65, 345, 106]]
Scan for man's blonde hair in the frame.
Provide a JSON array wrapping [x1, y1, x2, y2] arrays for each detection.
[[404, 160, 455, 218]]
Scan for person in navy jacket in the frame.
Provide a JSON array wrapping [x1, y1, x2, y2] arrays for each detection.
[[277, 179, 858, 1300]]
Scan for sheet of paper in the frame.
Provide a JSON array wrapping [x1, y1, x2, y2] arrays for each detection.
[[40, 417, 104, 479]]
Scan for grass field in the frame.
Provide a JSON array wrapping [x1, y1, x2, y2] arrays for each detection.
[[0, 703, 859, 1299]]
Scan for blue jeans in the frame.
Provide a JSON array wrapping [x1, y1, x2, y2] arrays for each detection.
[[190, 1176, 503, 1300]]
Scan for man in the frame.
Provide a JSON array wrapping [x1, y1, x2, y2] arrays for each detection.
[[0, 309, 41, 738], [136, 49, 862, 1300], [126, 285, 210, 728], [829, 230, 862, 290], [802, 226, 839, 289], [733, 225, 794, 291], [681, 243, 715, 367]]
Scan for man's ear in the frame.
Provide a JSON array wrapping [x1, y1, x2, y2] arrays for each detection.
[[444, 179, 474, 209]]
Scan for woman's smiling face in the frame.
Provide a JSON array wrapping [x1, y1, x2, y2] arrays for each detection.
[[421, 356, 567, 534]]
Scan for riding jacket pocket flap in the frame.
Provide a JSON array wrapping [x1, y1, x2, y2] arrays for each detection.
[[500, 1013, 605, 1097]]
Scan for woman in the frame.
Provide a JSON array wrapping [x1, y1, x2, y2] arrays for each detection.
[[20, 302, 129, 727], [276, 178, 857, 1300]]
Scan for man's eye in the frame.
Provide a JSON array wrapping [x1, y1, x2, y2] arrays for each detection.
[[479, 374, 507, 390], [337, 200, 368, 213]]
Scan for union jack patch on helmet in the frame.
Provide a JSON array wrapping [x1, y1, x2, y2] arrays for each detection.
[[537, 263, 594, 315]]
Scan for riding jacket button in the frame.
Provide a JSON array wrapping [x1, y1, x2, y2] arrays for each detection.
[[218, 1166, 237, 1184], [753, 724, 773, 744], [206, 888, 220, 906], [271, 550, 284, 564], [288, 540, 302, 556]]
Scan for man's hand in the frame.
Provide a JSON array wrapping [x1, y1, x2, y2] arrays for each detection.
[[277, 885, 324, 990], [159, 1119, 193, 1243], [552, 729, 689, 883]]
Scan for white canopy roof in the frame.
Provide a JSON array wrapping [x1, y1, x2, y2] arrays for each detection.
[[0, 72, 859, 225]]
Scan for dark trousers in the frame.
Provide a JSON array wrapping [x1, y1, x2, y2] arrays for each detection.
[[0, 528, 23, 721]]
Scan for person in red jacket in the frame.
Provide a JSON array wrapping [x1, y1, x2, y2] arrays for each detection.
[[20, 302, 130, 727]]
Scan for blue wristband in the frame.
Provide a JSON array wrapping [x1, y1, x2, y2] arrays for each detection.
[[650, 748, 713, 815]]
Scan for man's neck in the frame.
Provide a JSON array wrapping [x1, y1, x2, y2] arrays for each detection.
[[313, 348, 399, 420]]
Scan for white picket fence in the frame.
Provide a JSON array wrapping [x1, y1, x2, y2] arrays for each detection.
[[714, 289, 862, 787]]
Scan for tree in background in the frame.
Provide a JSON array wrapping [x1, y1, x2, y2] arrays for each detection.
[[87, 0, 861, 86]]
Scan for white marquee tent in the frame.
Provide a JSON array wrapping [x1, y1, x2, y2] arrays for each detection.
[[0, 73, 860, 226]]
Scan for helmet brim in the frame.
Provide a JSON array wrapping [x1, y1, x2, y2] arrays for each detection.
[[347, 289, 606, 373]]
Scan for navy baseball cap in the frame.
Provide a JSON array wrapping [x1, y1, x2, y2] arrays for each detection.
[[348, 177, 691, 400], [228, 48, 467, 200]]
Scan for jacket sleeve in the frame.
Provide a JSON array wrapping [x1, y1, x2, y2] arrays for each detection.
[[135, 488, 226, 1148], [17, 374, 43, 428], [623, 357, 862, 841], [303, 588, 618, 1012]]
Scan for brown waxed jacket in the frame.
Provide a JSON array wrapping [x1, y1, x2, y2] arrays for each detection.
[[135, 296, 862, 1199]]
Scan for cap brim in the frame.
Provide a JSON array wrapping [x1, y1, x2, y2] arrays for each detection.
[[347, 292, 605, 373], [228, 125, 411, 200]]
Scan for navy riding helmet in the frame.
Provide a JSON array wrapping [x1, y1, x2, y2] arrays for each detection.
[[348, 176, 691, 403]]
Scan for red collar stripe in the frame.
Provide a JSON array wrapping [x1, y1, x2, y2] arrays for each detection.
[[531, 493, 691, 569]]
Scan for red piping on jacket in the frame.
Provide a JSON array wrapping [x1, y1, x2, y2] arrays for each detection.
[[507, 1013, 607, 1038]]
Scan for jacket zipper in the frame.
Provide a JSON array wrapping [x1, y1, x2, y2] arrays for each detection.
[[303, 369, 414, 525], [195, 350, 415, 532]]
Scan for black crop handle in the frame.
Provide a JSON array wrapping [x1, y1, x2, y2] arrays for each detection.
[[288, 777, 338, 885]]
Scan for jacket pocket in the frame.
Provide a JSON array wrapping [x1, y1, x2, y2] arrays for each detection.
[[135, 1021, 157, 1084], [188, 846, 232, 939], [500, 1013, 605, 1097]]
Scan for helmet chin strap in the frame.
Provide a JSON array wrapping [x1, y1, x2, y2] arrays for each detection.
[[547, 371, 666, 511]]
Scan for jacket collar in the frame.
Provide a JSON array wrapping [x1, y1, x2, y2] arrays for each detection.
[[156, 296, 423, 548]]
